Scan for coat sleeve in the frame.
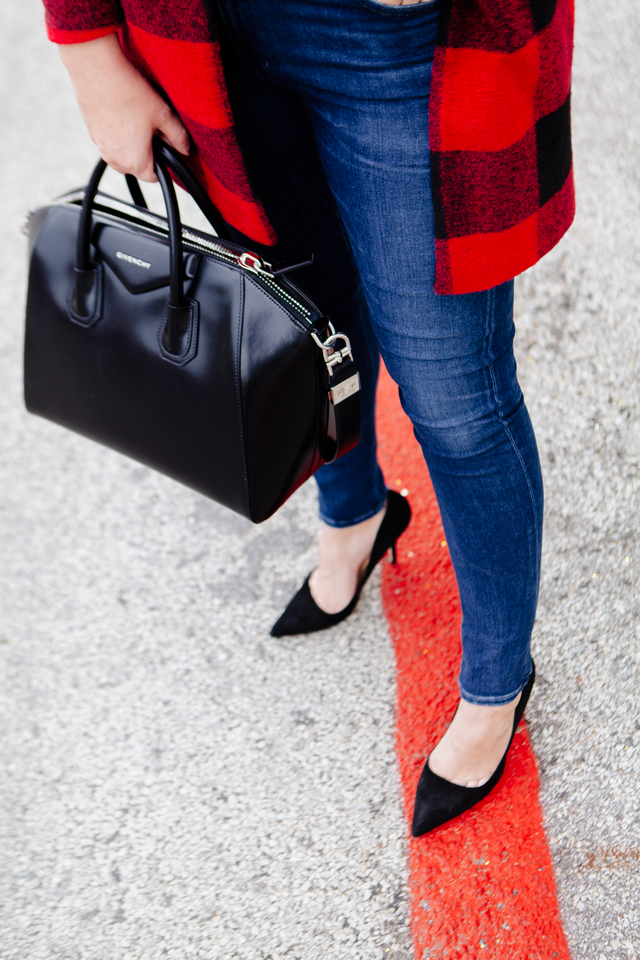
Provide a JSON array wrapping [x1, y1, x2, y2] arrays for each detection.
[[42, 0, 122, 43]]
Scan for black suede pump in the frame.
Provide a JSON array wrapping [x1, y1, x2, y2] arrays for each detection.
[[411, 662, 536, 837], [270, 489, 411, 637]]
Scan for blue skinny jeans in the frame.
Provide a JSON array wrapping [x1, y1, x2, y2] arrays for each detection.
[[216, 0, 541, 705]]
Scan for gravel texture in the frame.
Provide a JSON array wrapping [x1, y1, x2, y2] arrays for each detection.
[[515, 3, 640, 955], [0, 0, 639, 958]]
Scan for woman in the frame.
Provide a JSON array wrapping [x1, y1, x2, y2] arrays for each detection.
[[44, 0, 574, 834]]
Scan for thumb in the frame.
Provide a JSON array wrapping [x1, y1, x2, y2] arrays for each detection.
[[157, 110, 191, 157]]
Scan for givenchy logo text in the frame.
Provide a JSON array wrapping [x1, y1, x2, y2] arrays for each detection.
[[116, 251, 152, 269]]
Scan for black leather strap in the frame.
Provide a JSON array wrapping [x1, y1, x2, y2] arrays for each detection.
[[76, 158, 107, 271], [125, 174, 148, 209], [322, 355, 361, 464], [153, 154, 187, 309]]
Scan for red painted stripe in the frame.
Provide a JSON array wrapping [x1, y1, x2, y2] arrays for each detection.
[[376, 366, 570, 960]]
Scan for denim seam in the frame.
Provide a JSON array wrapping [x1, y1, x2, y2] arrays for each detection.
[[485, 290, 540, 556], [457, 293, 536, 704]]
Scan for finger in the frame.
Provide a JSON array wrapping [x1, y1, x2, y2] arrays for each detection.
[[132, 143, 158, 183], [100, 146, 157, 182], [136, 168, 158, 183], [157, 111, 191, 156]]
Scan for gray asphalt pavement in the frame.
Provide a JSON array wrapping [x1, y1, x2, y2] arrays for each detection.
[[1, 1, 639, 958]]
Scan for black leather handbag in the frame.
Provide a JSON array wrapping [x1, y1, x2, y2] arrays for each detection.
[[23, 140, 361, 522]]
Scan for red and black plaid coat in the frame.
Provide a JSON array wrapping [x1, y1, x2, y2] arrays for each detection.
[[43, 0, 575, 295]]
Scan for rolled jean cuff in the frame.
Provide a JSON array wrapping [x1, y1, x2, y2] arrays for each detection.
[[458, 662, 534, 706], [318, 492, 388, 529]]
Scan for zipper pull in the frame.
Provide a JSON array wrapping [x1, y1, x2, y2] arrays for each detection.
[[238, 251, 314, 278], [268, 253, 314, 276], [237, 252, 274, 277]]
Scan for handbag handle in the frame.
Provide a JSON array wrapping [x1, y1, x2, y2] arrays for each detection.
[[75, 138, 234, 356], [77, 138, 232, 277], [77, 139, 231, 293], [151, 138, 233, 242], [125, 173, 148, 209]]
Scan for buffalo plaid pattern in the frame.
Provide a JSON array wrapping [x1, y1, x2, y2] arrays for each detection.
[[430, 0, 575, 293], [43, 0, 574, 294]]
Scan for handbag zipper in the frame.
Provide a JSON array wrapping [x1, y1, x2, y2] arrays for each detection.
[[49, 192, 316, 324]]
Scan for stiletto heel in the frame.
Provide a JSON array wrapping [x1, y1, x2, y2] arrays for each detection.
[[411, 663, 536, 836], [270, 489, 411, 637]]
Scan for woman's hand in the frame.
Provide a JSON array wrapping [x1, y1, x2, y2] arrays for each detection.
[[58, 33, 190, 182]]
